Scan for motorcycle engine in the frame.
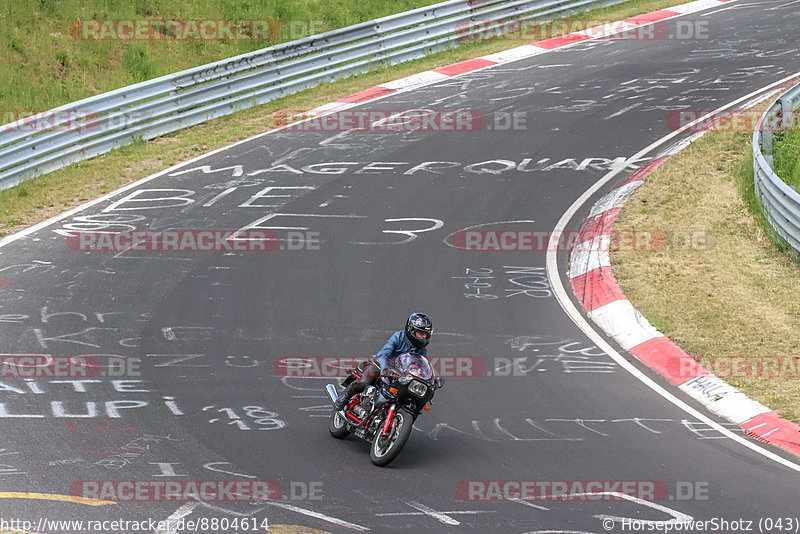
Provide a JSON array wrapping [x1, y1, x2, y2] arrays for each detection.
[[352, 392, 373, 419]]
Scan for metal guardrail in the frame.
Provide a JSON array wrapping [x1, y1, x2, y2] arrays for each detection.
[[753, 82, 800, 254], [0, 0, 626, 191]]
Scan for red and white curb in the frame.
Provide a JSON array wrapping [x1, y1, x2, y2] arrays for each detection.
[[309, 0, 735, 115], [568, 155, 800, 458], [8, 0, 784, 457], [302, 0, 800, 459]]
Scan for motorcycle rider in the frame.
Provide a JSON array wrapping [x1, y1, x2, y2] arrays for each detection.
[[333, 312, 433, 411]]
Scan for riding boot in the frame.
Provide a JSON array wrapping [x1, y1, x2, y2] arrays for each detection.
[[333, 382, 361, 411]]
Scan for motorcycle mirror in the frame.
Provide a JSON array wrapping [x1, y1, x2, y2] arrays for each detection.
[[433, 377, 445, 389]]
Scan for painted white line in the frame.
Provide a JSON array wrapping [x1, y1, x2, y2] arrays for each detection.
[[508, 497, 550, 511], [442, 219, 537, 248], [405, 500, 461, 525], [318, 195, 345, 208], [154, 502, 197, 534], [376, 509, 492, 518], [196, 500, 266, 517], [605, 102, 643, 120], [375, 511, 492, 517], [581, 491, 692, 525], [265, 501, 370, 531], [546, 71, 800, 473], [202, 187, 237, 207], [202, 462, 257, 479], [701, 1, 762, 16]]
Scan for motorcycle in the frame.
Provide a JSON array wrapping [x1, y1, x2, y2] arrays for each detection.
[[325, 352, 445, 466]]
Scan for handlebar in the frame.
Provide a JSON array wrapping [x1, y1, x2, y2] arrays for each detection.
[[379, 368, 403, 379]]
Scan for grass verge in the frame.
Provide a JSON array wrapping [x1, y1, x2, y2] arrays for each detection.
[[612, 99, 800, 423], [0, 0, 693, 238], [0, 0, 444, 113], [772, 121, 800, 190]]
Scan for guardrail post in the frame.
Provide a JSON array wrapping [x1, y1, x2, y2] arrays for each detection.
[[782, 96, 795, 130], [762, 127, 773, 156]]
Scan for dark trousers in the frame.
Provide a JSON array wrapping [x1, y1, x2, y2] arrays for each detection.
[[349, 360, 380, 394]]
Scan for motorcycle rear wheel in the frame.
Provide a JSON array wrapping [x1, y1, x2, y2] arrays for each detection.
[[329, 408, 351, 439]]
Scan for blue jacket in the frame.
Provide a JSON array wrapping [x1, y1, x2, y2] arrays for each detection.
[[374, 331, 428, 370]]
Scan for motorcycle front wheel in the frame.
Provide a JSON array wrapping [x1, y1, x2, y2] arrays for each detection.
[[370, 409, 413, 466]]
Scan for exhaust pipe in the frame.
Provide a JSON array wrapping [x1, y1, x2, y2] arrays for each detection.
[[325, 384, 339, 405]]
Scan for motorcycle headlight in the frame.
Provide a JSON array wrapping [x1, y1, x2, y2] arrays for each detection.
[[408, 379, 428, 398]]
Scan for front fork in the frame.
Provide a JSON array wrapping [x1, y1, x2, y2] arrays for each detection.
[[381, 404, 396, 436]]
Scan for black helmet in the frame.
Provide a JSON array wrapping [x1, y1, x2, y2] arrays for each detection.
[[405, 312, 433, 349]]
